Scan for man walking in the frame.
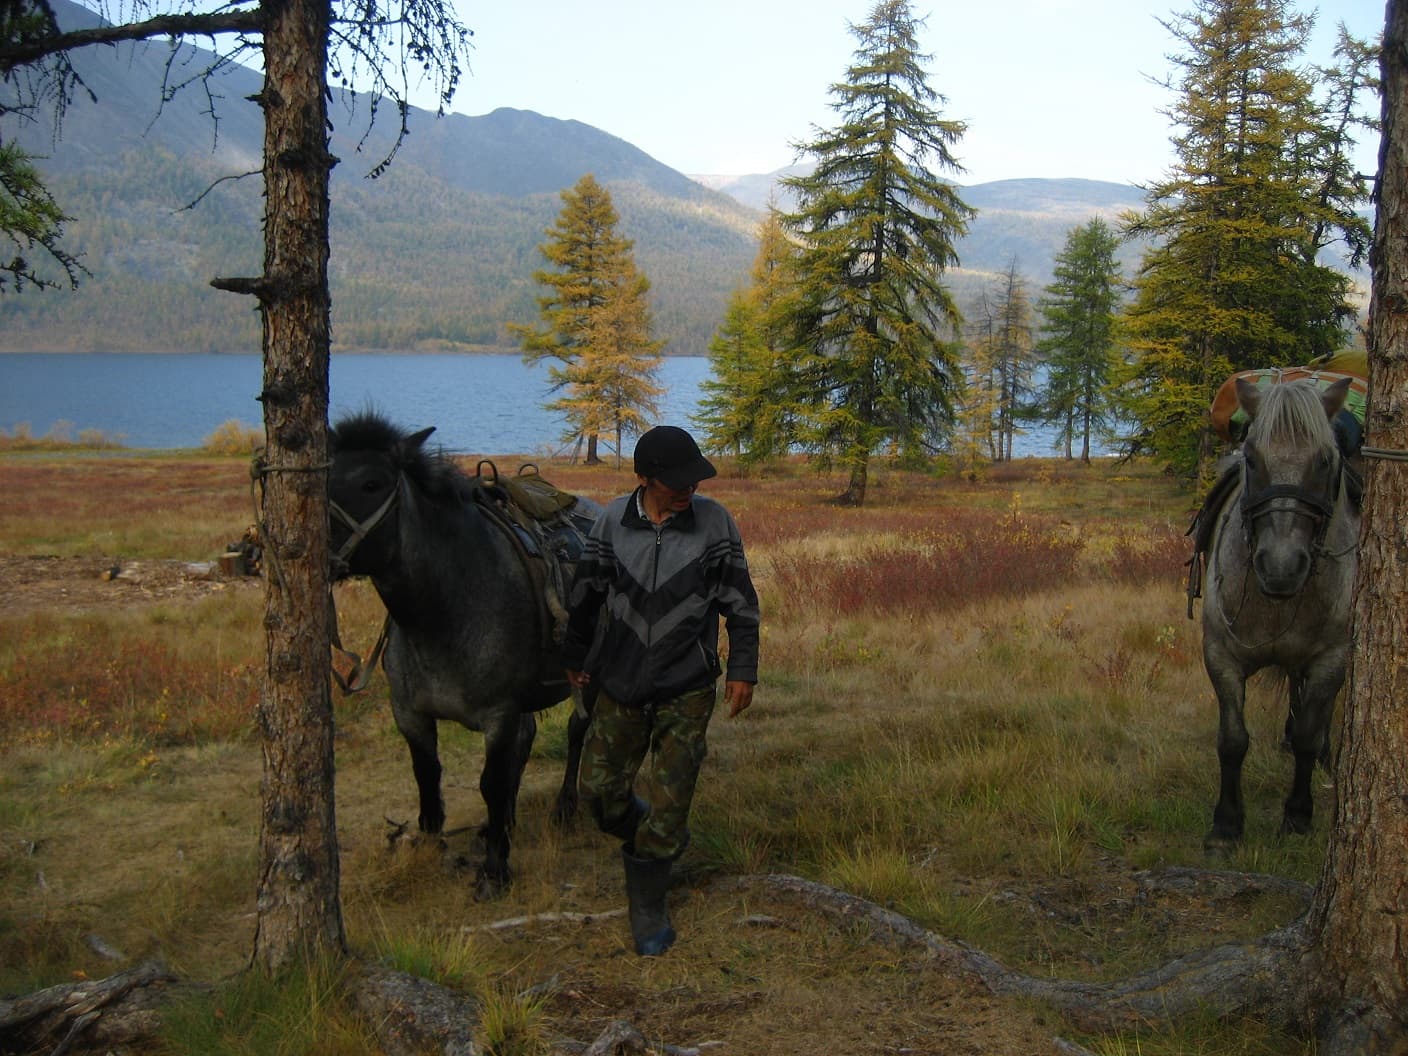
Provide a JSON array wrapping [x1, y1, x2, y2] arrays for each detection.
[[563, 425, 760, 956]]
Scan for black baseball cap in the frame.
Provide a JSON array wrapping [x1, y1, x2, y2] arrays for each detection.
[[634, 426, 717, 490]]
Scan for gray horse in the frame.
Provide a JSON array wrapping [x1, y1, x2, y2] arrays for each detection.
[[328, 411, 599, 897], [1198, 375, 1358, 853]]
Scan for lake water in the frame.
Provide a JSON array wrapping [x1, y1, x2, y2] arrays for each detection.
[[0, 352, 715, 456], [0, 351, 1078, 457]]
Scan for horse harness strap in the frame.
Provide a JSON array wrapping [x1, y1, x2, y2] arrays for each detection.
[[329, 487, 399, 565], [1185, 460, 1242, 619], [329, 594, 391, 695]]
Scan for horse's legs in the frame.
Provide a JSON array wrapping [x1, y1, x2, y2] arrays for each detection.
[[1204, 650, 1250, 854], [554, 686, 596, 826], [1280, 665, 1343, 836], [396, 710, 445, 835], [475, 709, 537, 899]]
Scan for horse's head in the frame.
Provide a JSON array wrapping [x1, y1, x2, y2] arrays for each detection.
[[1236, 376, 1350, 598], [328, 411, 437, 578]]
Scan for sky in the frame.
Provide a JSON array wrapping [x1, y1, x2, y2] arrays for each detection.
[[419, 0, 1386, 187]]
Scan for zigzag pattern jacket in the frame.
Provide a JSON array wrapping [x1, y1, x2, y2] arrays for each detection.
[[562, 489, 760, 706]]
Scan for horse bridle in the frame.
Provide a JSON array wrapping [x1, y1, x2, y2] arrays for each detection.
[[1238, 452, 1344, 559], [329, 478, 401, 569], [327, 474, 401, 694]]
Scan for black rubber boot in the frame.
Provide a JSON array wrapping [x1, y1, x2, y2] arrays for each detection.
[[621, 848, 676, 956]]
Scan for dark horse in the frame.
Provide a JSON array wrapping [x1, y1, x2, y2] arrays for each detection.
[[1198, 376, 1358, 853], [328, 410, 599, 898]]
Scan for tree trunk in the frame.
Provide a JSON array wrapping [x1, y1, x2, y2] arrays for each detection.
[[250, 0, 346, 971], [585, 432, 601, 465], [838, 457, 868, 506], [1301, 3, 1408, 1048]]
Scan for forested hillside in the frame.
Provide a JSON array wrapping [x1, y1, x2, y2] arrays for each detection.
[[0, 1, 761, 354], [6, 1, 1361, 355]]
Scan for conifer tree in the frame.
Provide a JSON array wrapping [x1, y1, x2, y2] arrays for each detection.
[[778, 0, 973, 505], [512, 173, 664, 463], [1036, 218, 1124, 464], [695, 209, 802, 464], [1120, 0, 1375, 479]]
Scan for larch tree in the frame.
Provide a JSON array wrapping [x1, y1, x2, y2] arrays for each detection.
[[982, 258, 1037, 462], [778, 0, 973, 506], [512, 172, 663, 464], [1, 0, 470, 973], [1035, 218, 1124, 464], [1119, 0, 1375, 482], [695, 208, 803, 465], [558, 265, 664, 466]]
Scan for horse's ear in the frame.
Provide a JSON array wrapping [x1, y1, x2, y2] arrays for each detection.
[[1321, 377, 1352, 420], [405, 427, 436, 451], [1235, 377, 1263, 419]]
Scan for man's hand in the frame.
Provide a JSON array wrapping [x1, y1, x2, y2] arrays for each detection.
[[566, 669, 591, 689], [724, 680, 754, 717]]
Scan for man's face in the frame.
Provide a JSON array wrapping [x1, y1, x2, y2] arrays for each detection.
[[641, 475, 697, 514]]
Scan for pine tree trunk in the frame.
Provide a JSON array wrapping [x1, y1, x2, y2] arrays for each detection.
[[250, 0, 346, 972], [1302, 4, 1408, 1046]]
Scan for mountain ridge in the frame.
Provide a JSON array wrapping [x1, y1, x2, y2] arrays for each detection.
[[1, 0, 1169, 354]]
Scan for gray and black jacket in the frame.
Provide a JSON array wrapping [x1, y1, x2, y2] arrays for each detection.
[[562, 489, 760, 706]]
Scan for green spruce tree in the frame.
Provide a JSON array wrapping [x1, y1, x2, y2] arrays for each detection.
[[511, 173, 664, 463], [778, 0, 973, 505], [1120, 0, 1375, 479], [1036, 218, 1124, 464]]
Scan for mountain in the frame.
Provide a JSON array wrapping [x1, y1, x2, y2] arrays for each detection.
[[12, 0, 1325, 355], [1, 0, 763, 354]]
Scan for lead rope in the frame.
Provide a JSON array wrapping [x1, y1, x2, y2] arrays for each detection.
[[248, 450, 389, 696]]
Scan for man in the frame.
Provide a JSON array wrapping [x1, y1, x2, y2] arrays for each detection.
[[563, 425, 760, 956]]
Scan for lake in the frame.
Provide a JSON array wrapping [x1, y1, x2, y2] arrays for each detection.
[[0, 351, 1079, 457], [0, 352, 714, 456]]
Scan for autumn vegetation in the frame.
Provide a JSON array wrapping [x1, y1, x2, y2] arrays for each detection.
[[0, 446, 1338, 1055]]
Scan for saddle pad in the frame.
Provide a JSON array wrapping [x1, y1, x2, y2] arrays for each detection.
[[1210, 360, 1367, 443]]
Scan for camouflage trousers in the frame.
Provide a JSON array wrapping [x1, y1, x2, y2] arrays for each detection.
[[579, 684, 717, 861]]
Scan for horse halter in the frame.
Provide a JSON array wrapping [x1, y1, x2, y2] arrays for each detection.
[[1238, 451, 1343, 557], [329, 478, 401, 568]]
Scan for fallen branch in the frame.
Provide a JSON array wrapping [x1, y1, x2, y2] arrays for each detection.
[[553, 1017, 718, 1055], [466, 908, 626, 933], [0, 959, 177, 1052]]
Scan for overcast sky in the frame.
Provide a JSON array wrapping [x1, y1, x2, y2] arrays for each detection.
[[425, 0, 1385, 187]]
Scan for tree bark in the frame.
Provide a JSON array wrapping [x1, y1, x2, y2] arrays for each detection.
[[1301, 2, 1408, 1049], [250, 0, 345, 971]]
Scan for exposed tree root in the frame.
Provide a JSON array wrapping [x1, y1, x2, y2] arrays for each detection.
[[722, 873, 1313, 1036], [0, 867, 1345, 1053]]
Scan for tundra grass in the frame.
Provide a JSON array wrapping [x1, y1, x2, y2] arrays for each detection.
[[0, 454, 1323, 1055]]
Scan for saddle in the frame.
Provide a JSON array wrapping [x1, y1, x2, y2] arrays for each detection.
[[469, 460, 598, 650], [1184, 458, 1241, 619]]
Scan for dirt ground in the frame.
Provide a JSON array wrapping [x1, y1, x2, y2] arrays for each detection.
[[0, 553, 262, 617]]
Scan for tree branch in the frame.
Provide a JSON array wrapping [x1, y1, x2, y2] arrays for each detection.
[[0, 8, 264, 70]]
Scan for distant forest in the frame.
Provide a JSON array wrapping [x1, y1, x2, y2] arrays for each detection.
[[0, 148, 758, 355]]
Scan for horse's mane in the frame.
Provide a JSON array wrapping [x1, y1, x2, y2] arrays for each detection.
[[1245, 379, 1337, 456], [330, 409, 466, 500]]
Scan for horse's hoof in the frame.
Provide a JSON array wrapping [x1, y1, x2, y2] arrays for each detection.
[[552, 796, 580, 828], [474, 869, 511, 901], [1203, 831, 1240, 857], [1279, 815, 1313, 837]]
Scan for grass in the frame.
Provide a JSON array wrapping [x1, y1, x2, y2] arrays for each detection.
[[0, 450, 1321, 1055]]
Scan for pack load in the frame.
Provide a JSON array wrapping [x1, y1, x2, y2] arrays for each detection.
[[1209, 349, 1367, 452]]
